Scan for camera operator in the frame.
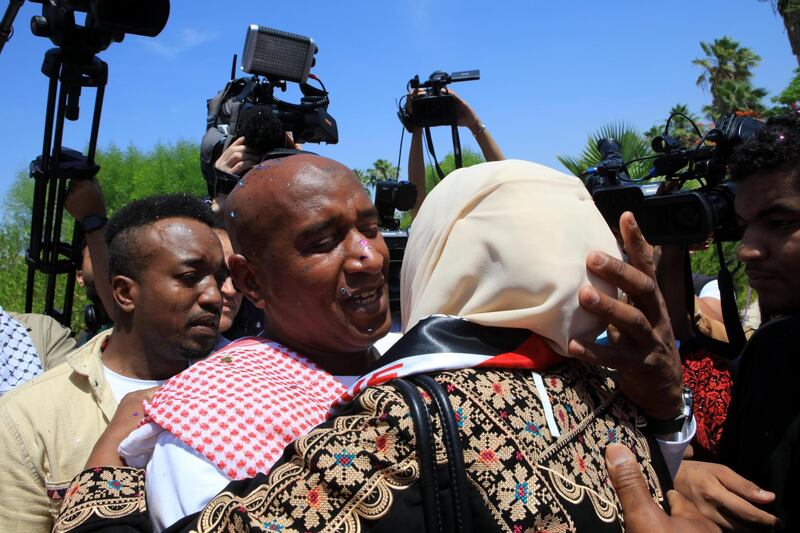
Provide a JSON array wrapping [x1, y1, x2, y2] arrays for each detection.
[[62, 178, 117, 344], [672, 112, 800, 531], [406, 88, 505, 215], [204, 108, 301, 218]]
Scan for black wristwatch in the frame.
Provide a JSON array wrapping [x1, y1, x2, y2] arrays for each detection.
[[81, 215, 108, 234], [646, 386, 694, 434]]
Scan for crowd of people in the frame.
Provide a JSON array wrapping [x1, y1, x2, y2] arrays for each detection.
[[0, 90, 798, 533]]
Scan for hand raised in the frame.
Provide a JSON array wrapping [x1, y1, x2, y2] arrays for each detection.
[[568, 211, 684, 420]]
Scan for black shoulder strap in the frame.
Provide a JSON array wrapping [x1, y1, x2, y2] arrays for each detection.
[[411, 375, 473, 533], [391, 379, 442, 533]]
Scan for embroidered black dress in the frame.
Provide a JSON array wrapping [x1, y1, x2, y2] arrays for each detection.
[[54, 320, 672, 533]]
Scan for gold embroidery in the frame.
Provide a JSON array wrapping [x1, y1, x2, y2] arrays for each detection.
[[52, 468, 146, 533], [56, 363, 667, 533]]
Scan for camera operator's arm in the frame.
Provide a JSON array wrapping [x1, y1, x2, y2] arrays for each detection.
[[450, 89, 505, 162], [64, 179, 114, 319], [654, 245, 691, 342], [408, 128, 427, 216]]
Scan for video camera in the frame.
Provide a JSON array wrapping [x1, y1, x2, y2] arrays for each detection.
[[398, 69, 480, 131], [584, 112, 764, 246], [201, 25, 338, 196], [374, 181, 416, 231]]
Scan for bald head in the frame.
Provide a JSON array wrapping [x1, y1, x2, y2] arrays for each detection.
[[225, 154, 367, 257], [223, 152, 391, 361]]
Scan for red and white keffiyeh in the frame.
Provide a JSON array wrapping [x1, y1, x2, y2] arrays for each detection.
[[131, 337, 345, 479]]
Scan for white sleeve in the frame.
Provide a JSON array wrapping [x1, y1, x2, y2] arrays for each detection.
[[654, 416, 697, 479], [145, 431, 232, 531]]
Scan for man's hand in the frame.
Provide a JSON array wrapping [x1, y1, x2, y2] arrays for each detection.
[[568, 211, 684, 420], [85, 386, 159, 468], [606, 443, 720, 532], [64, 178, 106, 222], [215, 136, 261, 176], [675, 460, 781, 531]]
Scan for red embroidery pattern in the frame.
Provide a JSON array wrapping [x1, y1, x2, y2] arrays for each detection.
[[681, 349, 733, 461]]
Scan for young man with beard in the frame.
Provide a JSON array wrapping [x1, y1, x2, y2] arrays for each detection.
[[0, 194, 226, 532], [673, 113, 800, 530]]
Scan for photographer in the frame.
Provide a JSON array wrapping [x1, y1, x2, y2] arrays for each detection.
[[672, 112, 800, 531], [406, 88, 505, 215], [203, 106, 300, 217]]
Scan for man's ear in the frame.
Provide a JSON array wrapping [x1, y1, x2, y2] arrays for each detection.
[[111, 275, 137, 314], [229, 254, 266, 310]]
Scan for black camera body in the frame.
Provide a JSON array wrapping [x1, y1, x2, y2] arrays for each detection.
[[201, 25, 338, 196], [584, 113, 764, 245], [374, 180, 417, 231], [398, 70, 479, 131]]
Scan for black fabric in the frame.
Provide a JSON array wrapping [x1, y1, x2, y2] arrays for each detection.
[[371, 315, 531, 371], [720, 313, 800, 528]]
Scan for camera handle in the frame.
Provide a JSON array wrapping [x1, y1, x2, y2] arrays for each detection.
[[24, 47, 107, 327]]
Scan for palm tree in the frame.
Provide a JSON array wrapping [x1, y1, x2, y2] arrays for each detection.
[[693, 36, 765, 119], [371, 159, 398, 182], [557, 122, 654, 181], [705, 79, 768, 118]]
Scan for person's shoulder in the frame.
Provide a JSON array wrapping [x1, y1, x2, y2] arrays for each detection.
[[0, 360, 82, 433], [0, 360, 76, 405]]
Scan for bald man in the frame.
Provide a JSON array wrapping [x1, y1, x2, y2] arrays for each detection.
[[108, 155, 401, 530]]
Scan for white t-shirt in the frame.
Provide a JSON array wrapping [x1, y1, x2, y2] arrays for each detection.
[[102, 366, 165, 403]]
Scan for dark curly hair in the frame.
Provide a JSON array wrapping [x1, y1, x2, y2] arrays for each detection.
[[730, 112, 800, 189], [105, 193, 215, 280]]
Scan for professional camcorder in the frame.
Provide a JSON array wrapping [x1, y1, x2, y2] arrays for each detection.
[[398, 69, 480, 131], [584, 112, 764, 246], [201, 25, 338, 196]]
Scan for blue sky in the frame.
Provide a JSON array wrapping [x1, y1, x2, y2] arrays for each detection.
[[0, 0, 795, 217]]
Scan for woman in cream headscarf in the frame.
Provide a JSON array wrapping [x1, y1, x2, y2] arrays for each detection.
[[53, 160, 685, 533]]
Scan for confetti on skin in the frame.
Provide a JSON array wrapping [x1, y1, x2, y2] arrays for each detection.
[[230, 210, 237, 219], [339, 287, 350, 298], [132, 412, 139, 417]]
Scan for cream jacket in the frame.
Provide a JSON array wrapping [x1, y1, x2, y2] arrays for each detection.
[[0, 330, 114, 533]]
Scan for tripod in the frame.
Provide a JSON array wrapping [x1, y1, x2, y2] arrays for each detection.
[[24, 46, 106, 327]]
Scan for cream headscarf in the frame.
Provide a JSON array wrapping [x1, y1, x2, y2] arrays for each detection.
[[400, 159, 622, 356]]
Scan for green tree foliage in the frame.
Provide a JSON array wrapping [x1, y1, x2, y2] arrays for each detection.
[[557, 122, 654, 180], [398, 148, 485, 229], [692, 36, 766, 119], [690, 242, 751, 313], [422, 148, 485, 194], [0, 140, 204, 327], [765, 67, 800, 117], [353, 159, 400, 187]]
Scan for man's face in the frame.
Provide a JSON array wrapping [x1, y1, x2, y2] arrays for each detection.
[[735, 170, 800, 315], [214, 229, 244, 334], [133, 218, 225, 361], [244, 167, 391, 353]]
